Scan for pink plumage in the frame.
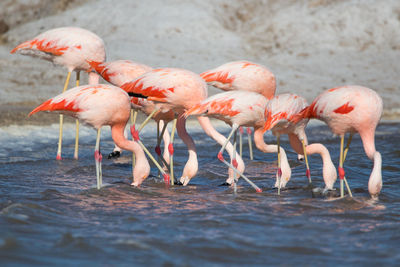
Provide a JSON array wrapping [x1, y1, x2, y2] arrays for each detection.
[[185, 91, 267, 128], [121, 68, 208, 112], [29, 84, 151, 186], [292, 85, 383, 196], [11, 27, 106, 72], [200, 60, 276, 99], [29, 84, 131, 129], [264, 93, 309, 138], [89, 60, 152, 87]]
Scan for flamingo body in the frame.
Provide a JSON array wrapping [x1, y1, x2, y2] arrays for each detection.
[[29, 84, 151, 186], [264, 93, 309, 139], [121, 68, 208, 112], [294, 85, 383, 196], [186, 91, 267, 128], [200, 60, 276, 99], [11, 27, 106, 73], [121, 68, 208, 185], [304, 86, 383, 148]]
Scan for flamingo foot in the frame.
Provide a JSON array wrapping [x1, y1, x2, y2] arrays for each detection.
[[108, 151, 121, 159]]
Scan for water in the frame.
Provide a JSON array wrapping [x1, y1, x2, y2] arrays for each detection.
[[0, 121, 399, 266]]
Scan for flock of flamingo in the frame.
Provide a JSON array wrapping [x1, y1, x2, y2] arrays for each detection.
[[10, 27, 383, 199]]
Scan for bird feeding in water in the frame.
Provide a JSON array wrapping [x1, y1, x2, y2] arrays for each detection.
[[290, 85, 383, 198], [28, 84, 154, 188], [121, 68, 208, 186], [263, 93, 337, 194]]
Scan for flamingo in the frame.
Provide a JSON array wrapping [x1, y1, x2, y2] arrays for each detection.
[[200, 60, 276, 160], [28, 84, 151, 188], [185, 90, 285, 192], [11, 27, 106, 160], [89, 60, 173, 169], [263, 93, 337, 194], [290, 85, 383, 198], [121, 68, 208, 186]]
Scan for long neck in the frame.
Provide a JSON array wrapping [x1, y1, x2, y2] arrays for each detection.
[[368, 151, 382, 197], [88, 72, 100, 85], [111, 122, 149, 184], [305, 143, 337, 189], [197, 116, 245, 174], [253, 127, 292, 187], [359, 128, 377, 160], [176, 116, 198, 180]]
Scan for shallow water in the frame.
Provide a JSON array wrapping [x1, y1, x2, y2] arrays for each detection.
[[0, 121, 399, 266]]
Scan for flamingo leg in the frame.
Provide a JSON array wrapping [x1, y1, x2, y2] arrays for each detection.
[[277, 134, 282, 195], [169, 118, 178, 185], [56, 71, 72, 160], [74, 71, 81, 160], [156, 121, 170, 170], [217, 124, 239, 161], [301, 139, 312, 184], [219, 154, 262, 193], [155, 121, 164, 178], [342, 133, 353, 197], [131, 109, 138, 168], [339, 135, 345, 198], [247, 127, 254, 160], [94, 128, 103, 189], [232, 129, 238, 194], [137, 108, 158, 132], [218, 124, 261, 192], [239, 126, 243, 157]]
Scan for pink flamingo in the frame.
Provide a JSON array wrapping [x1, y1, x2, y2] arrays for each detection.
[[89, 60, 173, 169], [185, 90, 280, 192], [29, 84, 150, 188], [263, 93, 337, 194], [200, 60, 276, 160], [11, 27, 106, 160], [291, 85, 383, 198], [121, 68, 208, 186]]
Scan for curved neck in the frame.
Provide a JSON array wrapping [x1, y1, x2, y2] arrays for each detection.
[[306, 143, 337, 189], [254, 127, 278, 153], [359, 128, 377, 160], [111, 122, 148, 175], [368, 151, 382, 196], [305, 143, 330, 159], [177, 116, 198, 179]]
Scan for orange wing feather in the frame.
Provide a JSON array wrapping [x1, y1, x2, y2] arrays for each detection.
[[11, 38, 79, 56], [29, 98, 81, 116]]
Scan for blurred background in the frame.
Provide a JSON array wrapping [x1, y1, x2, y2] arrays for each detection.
[[1, 0, 399, 124]]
